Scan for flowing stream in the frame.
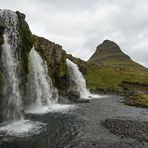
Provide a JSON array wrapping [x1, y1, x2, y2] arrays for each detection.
[[0, 95, 148, 148], [26, 48, 75, 114], [66, 59, 90, 99], [66, 59, 101, 99], [27, 47, 58, 107]]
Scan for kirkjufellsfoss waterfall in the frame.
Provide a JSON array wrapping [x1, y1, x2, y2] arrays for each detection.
[[0, 10, 23, 121], [66, 59, 102, 99], [26, 47, 58, 111], [26, 48, 75, 114], [66, 59, 90, 99]]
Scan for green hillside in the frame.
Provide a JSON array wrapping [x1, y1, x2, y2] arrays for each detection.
[[86, 40, 148, 93]]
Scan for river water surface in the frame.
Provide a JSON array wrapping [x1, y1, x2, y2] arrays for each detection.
[[0, 95, 148, 148]]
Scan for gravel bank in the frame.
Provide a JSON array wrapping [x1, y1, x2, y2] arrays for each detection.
[[101, 119, 148, 142]]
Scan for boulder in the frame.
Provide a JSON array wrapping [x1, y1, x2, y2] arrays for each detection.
[[67, 90, 80, 100]]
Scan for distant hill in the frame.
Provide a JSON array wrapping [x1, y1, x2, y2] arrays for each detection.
[[88, 40, 145, 69]]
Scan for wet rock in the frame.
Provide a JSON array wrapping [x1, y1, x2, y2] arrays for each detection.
[[0, 19, 4, 45], [33, 35, 68, 95], [66, 90, 90, 103], [67, 90, 80, 100], [58, 96, 71, 104]]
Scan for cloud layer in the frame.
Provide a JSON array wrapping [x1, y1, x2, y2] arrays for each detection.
[[1, 0, 148, 67]]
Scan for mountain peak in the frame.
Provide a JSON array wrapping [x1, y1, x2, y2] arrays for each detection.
[[88, 40, 133, 65], [96, 39, 122, 53]]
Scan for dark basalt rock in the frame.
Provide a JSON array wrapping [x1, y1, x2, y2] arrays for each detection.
[[16, 11, 26, 20], [0, 20, 4, 45], [67, 90, 80, 99], [33, 35, 68, 96], [66, 90, 89, 103]]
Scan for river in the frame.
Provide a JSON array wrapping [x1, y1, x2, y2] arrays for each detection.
[[0, 95, 148, 148]]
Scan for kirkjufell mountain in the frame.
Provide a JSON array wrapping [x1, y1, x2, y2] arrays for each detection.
[[88, 40, 145, 69]]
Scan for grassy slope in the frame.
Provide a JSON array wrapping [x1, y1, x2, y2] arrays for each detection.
[[85, 64, 148, 92], [86, 40, 148, 93], [124, 93, 148, 108]]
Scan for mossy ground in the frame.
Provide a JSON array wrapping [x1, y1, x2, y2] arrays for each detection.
[[124, 93, 148, 108]]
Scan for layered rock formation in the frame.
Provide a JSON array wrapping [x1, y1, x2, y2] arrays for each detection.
[[33, 35, 68, 96]]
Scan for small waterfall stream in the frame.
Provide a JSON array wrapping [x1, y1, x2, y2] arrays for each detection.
[[27, 47, 58, 107], [0, 10, 23, 121], [66, 59, 90, 99], [26, 48, 75, 114]]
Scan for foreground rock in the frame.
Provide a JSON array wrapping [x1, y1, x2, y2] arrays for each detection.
[[101, 119, 148, 142]]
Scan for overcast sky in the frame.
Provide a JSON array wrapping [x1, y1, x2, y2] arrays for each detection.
[[1, 0, 148, 67]]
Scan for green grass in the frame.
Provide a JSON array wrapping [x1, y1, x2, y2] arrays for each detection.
[[85, 65, 148, 92], [124, 93, 148, 108]]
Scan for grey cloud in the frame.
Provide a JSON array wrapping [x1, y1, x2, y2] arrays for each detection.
[[0, 0, 148, 67]]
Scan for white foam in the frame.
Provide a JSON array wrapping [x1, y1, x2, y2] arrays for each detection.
[[89, 94, 108, 99], [0, 119, 46, 137], [25, 104, 77, 114], [66, 59, 90, 99]]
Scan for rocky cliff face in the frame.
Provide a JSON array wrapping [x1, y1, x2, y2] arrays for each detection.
[[33, 35, 68, 96]]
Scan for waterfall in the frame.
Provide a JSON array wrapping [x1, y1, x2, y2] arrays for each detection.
[[66, 59, 90, 99], [0, 10, 23, 121], [26, 48, 76, 114], [27, 47, 58, 107]]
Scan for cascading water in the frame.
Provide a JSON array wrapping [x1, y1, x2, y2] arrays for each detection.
[[66, 59, 90, 99], [0, 10, 23, 121], [0, 10, 46, 137], [27, 47, 58, 107], [26, 48, 76, 114]]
